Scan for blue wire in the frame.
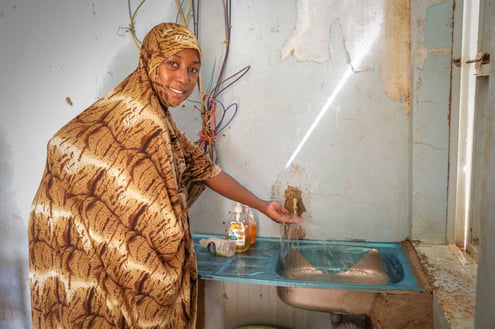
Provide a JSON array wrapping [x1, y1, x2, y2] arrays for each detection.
[[217, 102, 238, 134]]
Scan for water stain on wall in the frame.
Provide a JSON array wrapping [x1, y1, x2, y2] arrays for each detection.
[[281, 0, 411, 114], [382, 0, 411, 114]]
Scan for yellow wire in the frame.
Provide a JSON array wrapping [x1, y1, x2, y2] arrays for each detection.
[[129, 0, 147, 49], [174, 0, 187, 25]]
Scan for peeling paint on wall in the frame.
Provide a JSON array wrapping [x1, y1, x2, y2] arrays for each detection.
[[281, 0, 411, 113], [280, 0, 333, 63], [413, 0, 452, 69]]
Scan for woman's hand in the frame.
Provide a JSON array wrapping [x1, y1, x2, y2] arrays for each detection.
[[263, 200, 303, 224], [206, 171, 304, 224]]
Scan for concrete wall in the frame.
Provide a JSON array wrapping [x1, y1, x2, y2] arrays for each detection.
[[191, 0, 454, 244]]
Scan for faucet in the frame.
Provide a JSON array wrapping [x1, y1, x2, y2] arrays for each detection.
[[283, 186, 306, 240]]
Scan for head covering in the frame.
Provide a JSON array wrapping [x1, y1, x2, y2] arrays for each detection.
[[28, 22, 220, 329], [139, 22, 202, 107]]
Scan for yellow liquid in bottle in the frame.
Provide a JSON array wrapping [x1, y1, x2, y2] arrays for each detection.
[[227, 221, 250, 253], [250, 222, 256, 245]]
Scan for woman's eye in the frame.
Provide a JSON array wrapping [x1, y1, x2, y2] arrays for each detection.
[[189, 67, 199, 74], [168, 61, 178, 68]]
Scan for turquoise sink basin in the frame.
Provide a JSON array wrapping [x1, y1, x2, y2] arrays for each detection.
[[194, 234, 423, 314], [193, 234, 421, 291], [276, 242, 404, 285]]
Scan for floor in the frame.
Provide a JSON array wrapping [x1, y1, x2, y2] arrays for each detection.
[[413, 243, 477, 329]]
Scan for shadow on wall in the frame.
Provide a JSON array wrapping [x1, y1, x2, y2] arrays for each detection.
[[0, 128, 31, 329]]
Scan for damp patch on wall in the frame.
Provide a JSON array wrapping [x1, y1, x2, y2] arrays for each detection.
[[281, 0, 411, 113]]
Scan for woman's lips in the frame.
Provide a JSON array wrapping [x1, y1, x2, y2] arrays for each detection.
[[169, 86, 185, 95]]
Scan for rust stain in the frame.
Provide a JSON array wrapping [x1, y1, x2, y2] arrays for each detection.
[[382, 0, 411, 115], [284, 185, 306, 217]]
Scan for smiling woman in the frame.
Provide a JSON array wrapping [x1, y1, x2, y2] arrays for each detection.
[[28, 23, 215, 329], [27, 22, 299, 329]]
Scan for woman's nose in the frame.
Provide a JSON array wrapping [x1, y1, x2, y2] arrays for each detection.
[[175, 67, 190, 83]]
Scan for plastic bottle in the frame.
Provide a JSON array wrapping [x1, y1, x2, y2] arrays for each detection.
[[226, 202, 250, 253], [243, 205, 257, 245], [199, 237, 236, 257]]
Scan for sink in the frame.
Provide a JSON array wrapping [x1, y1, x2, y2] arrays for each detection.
[[194, 234, 426, 323], [193, 234, 421, 315], [277, 285, 378, 314], [194, 234, 430, 327], [276, 242, 407, 314], [276, 243, 403, 285]]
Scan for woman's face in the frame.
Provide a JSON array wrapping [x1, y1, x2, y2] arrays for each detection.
[[158, 48, 200, 107]]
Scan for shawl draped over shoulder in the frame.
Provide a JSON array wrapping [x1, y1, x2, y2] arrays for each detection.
[[28, 22, 221, 329]]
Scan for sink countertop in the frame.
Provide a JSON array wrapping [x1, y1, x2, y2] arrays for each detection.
[[193, 233, 422, 291]]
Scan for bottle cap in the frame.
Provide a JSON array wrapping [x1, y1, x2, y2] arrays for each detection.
[[234, 202, 243, 213]]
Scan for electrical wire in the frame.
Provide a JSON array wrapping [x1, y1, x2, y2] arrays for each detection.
[[191, 0, 199, 36], [210, 65, 250, 100], [128, 0, 147, 49], [194, 0, 252, 163]]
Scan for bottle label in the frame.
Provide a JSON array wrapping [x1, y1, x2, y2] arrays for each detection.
[[228, 222, 246, 247]]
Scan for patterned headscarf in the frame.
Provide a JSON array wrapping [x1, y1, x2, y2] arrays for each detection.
[[139, 22, 201, 107]]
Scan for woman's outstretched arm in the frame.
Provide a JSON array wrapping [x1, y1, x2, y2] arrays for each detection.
[[205, 171, 302, 224]]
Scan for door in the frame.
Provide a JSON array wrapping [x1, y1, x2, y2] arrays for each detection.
[[453, 0, 490, 256]]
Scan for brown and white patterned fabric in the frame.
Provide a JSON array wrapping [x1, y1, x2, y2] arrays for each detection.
[[28, 22, 221, 329]]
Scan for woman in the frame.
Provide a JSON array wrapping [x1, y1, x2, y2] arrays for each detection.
[[28, 23, 299, 329]]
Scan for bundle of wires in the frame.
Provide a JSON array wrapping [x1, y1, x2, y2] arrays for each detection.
[[127, 0, 250, 164], [181, 0, 250, 163]]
